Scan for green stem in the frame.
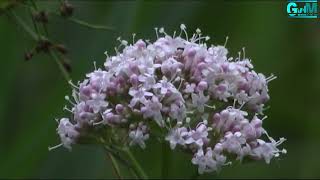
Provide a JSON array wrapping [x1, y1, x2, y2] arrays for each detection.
[[103, 145, 131, 167], [9, 10, 38, 40], [122, 147, 148, 179], [107, 152, 122, 179], [68, 17, 114, 30], [50, 11, 114, 31], [103, 145, 138, 179], [49, 50, 71, 82]]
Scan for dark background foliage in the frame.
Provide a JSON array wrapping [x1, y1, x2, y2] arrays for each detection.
[[0, 0, 319, 178]]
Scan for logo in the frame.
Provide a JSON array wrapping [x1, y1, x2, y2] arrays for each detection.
[[287, 0, 318, 18]]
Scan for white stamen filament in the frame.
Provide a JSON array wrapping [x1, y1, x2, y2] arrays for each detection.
[[48, 143, 63, 151]]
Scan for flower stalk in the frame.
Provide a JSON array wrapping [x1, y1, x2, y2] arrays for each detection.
[[48, 50, 71, 82], [122, 147, 148, 179], [106, 152, 122, 179]]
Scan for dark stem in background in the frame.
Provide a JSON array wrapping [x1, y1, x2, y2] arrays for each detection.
[[8, 10, 71, 82], [7, 0, 115, 84]]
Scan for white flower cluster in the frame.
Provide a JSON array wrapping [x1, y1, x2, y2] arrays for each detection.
[[52, 25, 286, 174]]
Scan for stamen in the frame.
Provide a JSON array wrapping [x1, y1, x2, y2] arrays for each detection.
[[65, 95, 76, 106], [237, 51, 241, 61], [179, 24, 185, 36], [190, 33, 196, 42], [132, 33, 136, 44], [121, 40, 128, 46], [238, 102, 246, 110], [266, 74, 277, 83], [48, 143, 63, 151], [242, 47, 246, 59], [205, 104, 216, 109], [224, 36, 229, 47], [117, 36, 121, 42], [282, 149, 287, 154], [93, 121, 104, 126], [276, 137, 286, 146], [68, 80, 79, 89], [159, 27, 164, 33], [173, 31, 176, 38], [193, 36, 210, 44], [166, 117, 173, 129], [198, 33, 203, 44], [63, 105, 73, 113], [72, 90, 79, 104], [154, 27, 159, 39], [104, 50, 109, 58], [159, 27, 169, 36], [180, 24, 188, 41], [264, 131, 274, 142], [93, 61, 97, 70], [114, 47, 119, 55], [262, 116, 268, 121], [196, 28, 201, 34]]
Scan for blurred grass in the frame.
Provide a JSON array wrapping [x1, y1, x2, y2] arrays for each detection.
[[0, 0, 319, 178]]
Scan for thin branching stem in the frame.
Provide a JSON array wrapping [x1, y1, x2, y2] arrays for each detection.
[[48, 50, 71, 82], [50, 11, 114, 31], [122, 147, 148, 179], [9, 10, 38, 40], [9, 10, 71, 82], [106, 152, 122, 179], [103, 144, 142, 179], [68, 17, 114, 30]]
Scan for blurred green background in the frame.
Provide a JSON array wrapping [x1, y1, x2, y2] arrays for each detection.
[[0, 0, 320, 178]]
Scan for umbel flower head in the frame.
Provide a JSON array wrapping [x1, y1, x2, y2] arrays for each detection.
[[51, 24, 286, 174]]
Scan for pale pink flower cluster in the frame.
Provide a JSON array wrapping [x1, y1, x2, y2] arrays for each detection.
[[52, 25, 286, 174]]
